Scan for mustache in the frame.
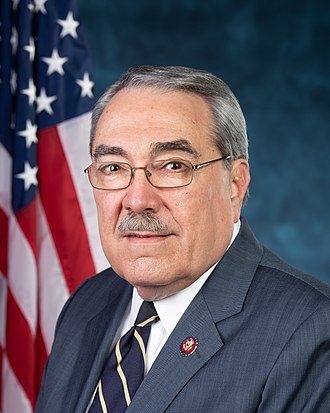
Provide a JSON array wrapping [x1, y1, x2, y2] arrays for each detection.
[[117, 212, 169, 234]]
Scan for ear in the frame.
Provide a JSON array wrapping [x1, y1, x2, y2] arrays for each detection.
[[230, 159, 250, 222]]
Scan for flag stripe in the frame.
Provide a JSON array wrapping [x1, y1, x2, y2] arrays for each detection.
[[8, 212, 37, 335], [0, 273, 7, 412], [35, 324, 48, 392], [0, 145, 10, 411], [0, 271, 7, 412], [37, 196, 70, 352], [57, 113, 108, 273], [0, 208, 9, 277], [0, 273, 7, 348], [6, 288, 35, 407], [0, 343, 3, 411], [38, 126, 96, 293], [15, 202, 37, 259], [2, 354, 32, 413], [0, 143, 12, 217]]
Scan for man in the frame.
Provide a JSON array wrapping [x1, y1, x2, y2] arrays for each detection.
[[36, 66, 330, 412]]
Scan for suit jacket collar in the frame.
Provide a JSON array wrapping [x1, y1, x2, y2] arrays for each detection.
[[202, 216, 263, 323], [70, 274, 133, 412], [127, 217, 263, 412]]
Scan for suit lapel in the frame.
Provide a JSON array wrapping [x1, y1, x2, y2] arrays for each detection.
[[202, 217, 263, 323], [67, 276, 132, 412], [127, 292, 223, 412], [128, 218, 263, 412]]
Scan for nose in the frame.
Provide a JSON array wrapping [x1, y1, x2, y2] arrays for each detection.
[[121, 168, 162, 213]]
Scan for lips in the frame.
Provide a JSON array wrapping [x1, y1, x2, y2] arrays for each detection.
[[124, 232, 169, 238]]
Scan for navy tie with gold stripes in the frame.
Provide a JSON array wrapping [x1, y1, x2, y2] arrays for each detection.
[[90, 301, 159, 412]]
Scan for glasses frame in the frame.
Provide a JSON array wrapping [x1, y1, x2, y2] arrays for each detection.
[[84, 155, 232, 190]]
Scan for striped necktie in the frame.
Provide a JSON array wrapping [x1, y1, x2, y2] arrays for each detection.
[[90, 301, 159, 413]]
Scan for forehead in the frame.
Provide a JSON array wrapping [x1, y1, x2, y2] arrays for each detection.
[[92, 87, 216, 159]]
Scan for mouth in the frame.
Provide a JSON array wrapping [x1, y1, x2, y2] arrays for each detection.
[[123, 232, 169, 238], [121, 232, 172, 242]]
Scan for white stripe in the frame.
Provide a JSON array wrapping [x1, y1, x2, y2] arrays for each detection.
[[0, 271, 8, 348], [0, 143, 10, 348], [37, 196, 70, 352], [2, 354, 33, 413], [7, 212, 37, 335], [0, 142, 12, 215], [57, 113, 108, 273]]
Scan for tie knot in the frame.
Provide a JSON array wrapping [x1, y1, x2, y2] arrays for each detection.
[[135, 301, 159, 327]]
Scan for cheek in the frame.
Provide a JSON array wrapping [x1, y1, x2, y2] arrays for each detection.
[[192, 182, 233, 240], [173, 190, 211, 245], [94, 192, 120, 234]]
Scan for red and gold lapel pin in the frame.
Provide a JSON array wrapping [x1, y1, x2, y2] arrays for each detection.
[[180, 336, 199, 356]]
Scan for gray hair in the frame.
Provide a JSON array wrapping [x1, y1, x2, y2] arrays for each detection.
[[90, 65, 249, 199]]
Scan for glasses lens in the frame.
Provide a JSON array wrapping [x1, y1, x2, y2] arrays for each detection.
[[90, 162, 132, 189], [148, 159, 193, 188]]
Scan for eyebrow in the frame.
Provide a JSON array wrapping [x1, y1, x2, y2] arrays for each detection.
[[150, 139, 200, 158], [92, 139, 201, 162], [93, 144, 129, 161]]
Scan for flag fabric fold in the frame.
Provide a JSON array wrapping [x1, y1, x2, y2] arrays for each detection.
[[0, 1, 107, 411]]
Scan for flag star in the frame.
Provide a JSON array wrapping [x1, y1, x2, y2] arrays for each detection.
[[24, 37, 35, 61], [18, 119, 38, 147], [16, 162, 38, 191], [21, 79, 36, 105], [57, 11, 79, 39], [10, 70, 17, 93], [36, 87, 57, 114], [42, 48, 68, 75], [10, 26, 18, 55], [34, 0, 47, 14], [76, 72, 94, 98]]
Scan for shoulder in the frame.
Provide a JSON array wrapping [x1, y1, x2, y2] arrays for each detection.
[[259, 247, 330, 302], [246, 247, 330, 335]]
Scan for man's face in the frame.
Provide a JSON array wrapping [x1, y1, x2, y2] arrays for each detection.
[[92, 87, 249, 300]]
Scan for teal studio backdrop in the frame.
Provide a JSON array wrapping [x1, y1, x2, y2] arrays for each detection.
[[78, 0, 330, 285]]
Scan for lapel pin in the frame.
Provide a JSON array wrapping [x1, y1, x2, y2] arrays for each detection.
[[180, 336, 199, 357]]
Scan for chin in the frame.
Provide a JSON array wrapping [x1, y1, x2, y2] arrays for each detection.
[[135, 286, 166, 301]]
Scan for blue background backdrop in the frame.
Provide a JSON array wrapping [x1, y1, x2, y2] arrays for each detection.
[[78, 0, 330, 284]]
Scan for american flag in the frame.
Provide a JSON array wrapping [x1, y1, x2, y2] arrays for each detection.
[[0, 0, 107, 411]]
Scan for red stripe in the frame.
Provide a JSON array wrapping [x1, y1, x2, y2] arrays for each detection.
[[15, 200, 37, 259], [0, 207, 9, 277], [37, 126, 96, 293], [35, 322, 48, 393], [6, 288, 36, 407], [0, 344, 3, 412]]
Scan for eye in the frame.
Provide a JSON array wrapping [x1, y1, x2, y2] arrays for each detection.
[[163, 160, 189, 171], [99, 163, 126, 175], [166, 161, 183, 170]]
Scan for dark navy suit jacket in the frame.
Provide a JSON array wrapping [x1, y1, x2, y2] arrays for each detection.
[[36, 218, 330, 412]]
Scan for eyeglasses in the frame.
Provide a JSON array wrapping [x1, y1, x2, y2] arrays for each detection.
[[84, 155, 231, 190]]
